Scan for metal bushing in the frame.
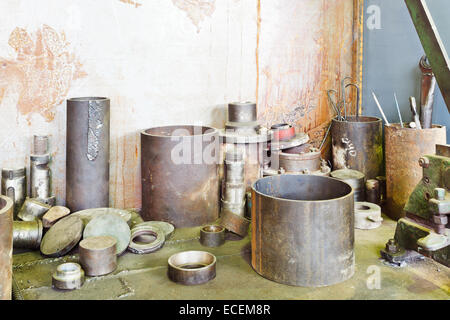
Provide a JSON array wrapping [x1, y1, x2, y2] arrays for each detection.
[[52, 262, 85, 290], [128, 224, 165, 254], [40, 215, 83, 257], [79, 236, 117, 276], [13, 220, 43, 249], [133, 221, 175, 239], [200, 225, 226, 247], [17, 197, 51, 221], [168, 251, 216, 285], [355, 202, 383, 230], [1, 167, 26, 219], [220, 209, 250, 237]]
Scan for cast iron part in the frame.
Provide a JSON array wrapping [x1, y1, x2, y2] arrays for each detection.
[[1, 167, 26, 219], [252, 174, 354, 287], [30, 135, 51, 202], [79, 236, 117, 276], [330, 169, 365, 202], [221, 148, 246, 217], [52, 263, 85, 290], [0, 195, 13, 300], [128, 224, 165, 254], [66, 97, 110, 212], [354, 201, 383, 230], [168, 251, 216, 285], [200, 225, 226, 247], [271, 123, 296, 141], [13, 220, 43, 249], [141, 125, 219, 228]]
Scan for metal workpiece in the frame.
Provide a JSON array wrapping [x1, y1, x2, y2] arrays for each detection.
[[270, 123, 295, 142], [268, 132, 309, 152], [66, 97, 110, 212], [42, 206, 70, 228], [251, 175, 355, 287], [30, 135, 51, 201], [1, 167, 26, 219], [221, 148, 246, 217], [134, 221, 175, 239], [128, 224, 165, 254], [52, 263, 85, 290], [385, 124, 446, 220], [79, 236, 117, 276], [0, 195, 13, 300], [17, 197, 51, 221], [419, 56, 436, 129], [365, 179, 381, 205], [330, 169, 365, 202], [227, 101, 257, 123], [141, 125, 220, 228], [40, 215, 83, 257], [220, 205, 251, 237], [168, 251, 216, 285], [355, 202, 383, 230], [331, 116, 383, 180], [200, 225, 226, 247], [71, 207, 132, 227], [13, 220, 43, 249]]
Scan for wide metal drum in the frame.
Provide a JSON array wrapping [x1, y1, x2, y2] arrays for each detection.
[[0, 195, 13, 300], [251, 174, 354, 287], [141, 125, 219, 227]]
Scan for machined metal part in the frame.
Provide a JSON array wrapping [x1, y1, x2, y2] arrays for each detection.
[[419, 55, 436, 129], [30, 135, 51, 201], [52, 263, 85, 290], [221, 148, 246, 217], [331, 116, 383, 180], [141, 125, 219, 228], [0, 195, 13, 300], [17, 197, 51, 221], [128, 224, 165, 254], [71, 207, 132, 227], [225, 101, 260, 135], [365, 179, 381, 205], [66, 97, 110, 212], [220, 209, 250, 237], [79, 236, 117, 276], [330, 169, 365, 202], [355, 201, 383, 230], [252, 175, 354, 287], [168, 251, 216, 285], [134, 221, 175, 239], [40, 215, 83, 257], [83, 213, 131, 255], [13, 220, 43, 249], [200, 225, 226, 247], [42, 206, 70, 228], [271, 123, 296, 141], [1, 167, 26, 219]]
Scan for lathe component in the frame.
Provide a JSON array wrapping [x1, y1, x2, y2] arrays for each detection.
[[226, 101, 259, 134], [220, 209, 250, 237], [252, 175, 354, 287], [0, 195, 13, 300], [42, 206, 70, 228], [13, 220, 43, 249], [330, 169, 365, 201], [133, 221, 175, 239], [40, 215, 83, 257], [168, 251, 216, 285], [1, 167, 26, 219], [200, 225, 225, 247], [52, 263, 85, 290], [30, 135, 51, 201], [271, 123, 295, 141], [355, 202, 383, 230], [66, 97, 110, 212], [127, 224, 165, 254], [141, 125, 219, 228], [83, 213, 131, 255], [365, 179, 381, 205], [17, 197, 51, 221], [79, 236, 117, 276], [71, 208, 132, 227], [221, 149, 246, 217]]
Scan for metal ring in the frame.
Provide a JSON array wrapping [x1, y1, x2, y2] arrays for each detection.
[[52, 262, 85, 290], [128, 225, 165, 254], [168, 251, 216, 285], [200, 225, 225, 247]]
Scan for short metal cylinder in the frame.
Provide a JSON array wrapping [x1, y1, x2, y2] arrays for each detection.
[[228, 102, 257, 123], [330, 169, 365, 202], [200, 225, 225, 247], [0, 196, 13, 299], [141, 125, 219, 227], [331, 116, 383, 180], [365, 179, 380, 205], [30, 154, 51, 200], [66, 97, 110, 212], [385, 124, 446, 220], [168, 251, 216, 285], [1, 167, 26, 219], [252, 175, 354, 287], [79, 236, 117, 276], [13, 220, 43, 249], [52, 263, 84, 290]]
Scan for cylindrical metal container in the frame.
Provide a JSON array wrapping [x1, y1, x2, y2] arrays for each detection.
[[331, 116, 383, 180], [330, 169, 365, 202], [79, 236, 117, 276], [66, 97, 110, 212], [252, 175, 354, 287], [385, 124, 446, 220], [1, 167, 26, 219], [141, 125, 219, 228], [13, 220, 43, 249], [0, 195, 13, 300]]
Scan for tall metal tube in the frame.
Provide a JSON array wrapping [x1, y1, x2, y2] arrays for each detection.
[[30, 135, 51, 201], [66, 97, 110, 212], [141, 125, 219, 227], [0, 195, 13, 300], [1, 167, 26, 219], [221, 149, 246, 217], [252, 175, 354, 287]]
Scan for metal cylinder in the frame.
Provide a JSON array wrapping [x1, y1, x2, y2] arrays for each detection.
[[1, 167, 26, 219], [221, 149, 246, 217], [141, 125, 219, 228], [30, 154, 51, 200], [330, 169, 365, 201], [228, 102, 257, 123], [13, 220, 43, 249], [52, 262, 84, 290], [168, 251, 216, 285], [0, 195, 13, 300], [66, 97, 110, 212], [252, 175, 354, 287], [79, 236, 117, 276], [200, 225, 226, 247], [331, 116, 383, 180], [385, 124, 446, 220], [376, 176, 386, 204], [365, 179, 380, 205]]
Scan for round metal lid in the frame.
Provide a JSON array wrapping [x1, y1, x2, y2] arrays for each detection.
[[72, 208, 132, 227], [40, 215, 83, 257]]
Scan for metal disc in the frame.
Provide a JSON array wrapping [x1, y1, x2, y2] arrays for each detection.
[[83, 214, 131, 255], [72, 208, 132, 226], [40, 215, 83, 257], [134, 221, 175, 239]]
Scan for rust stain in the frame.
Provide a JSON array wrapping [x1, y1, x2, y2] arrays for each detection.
[[118, 0, 142, 8], [256, 0, 261, 106], [0, 25, 86, 122], [172, 0, 216, 33]]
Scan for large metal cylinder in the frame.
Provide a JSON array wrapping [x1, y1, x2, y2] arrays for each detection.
[[385, 124, 446, 220], [0, 195, 13, 300], [66, 97, 110, 212], [141, 125, 219, 227], [252, 175, 354, 287], [331, 116, 383, 180]]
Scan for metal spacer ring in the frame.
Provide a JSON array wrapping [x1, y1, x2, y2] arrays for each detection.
[[127, 225, 165, 254]]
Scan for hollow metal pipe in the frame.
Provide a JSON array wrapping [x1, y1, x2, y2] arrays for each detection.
[[13, 220, 43, 249]]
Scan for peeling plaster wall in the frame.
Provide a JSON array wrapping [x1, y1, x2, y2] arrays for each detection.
[[0, 0, 357, 209]]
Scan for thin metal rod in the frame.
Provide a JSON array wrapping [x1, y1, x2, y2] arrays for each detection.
[[319, 122, 333, 151], [394, 92, 404, 127], [371, 91, 390, 126]]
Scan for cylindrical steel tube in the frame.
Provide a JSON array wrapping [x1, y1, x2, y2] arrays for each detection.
[[168, 251, 216, 285], [66, 97, 110, 212], [330, 169, 365, 202], [1, 168, 26, 219], [228, 102, 257, 123], [13, 220, 43, 249], [0, 195, 13, 300], [141, 125, 219, 227], [200, 225, 226, 247], [79, 236, 117, 276], [385, 124, 446, 220], [365, 179, 380, 205], [252, 175, 354, 287], [222, 149, 246, 217], [331, 116, 383, 180]]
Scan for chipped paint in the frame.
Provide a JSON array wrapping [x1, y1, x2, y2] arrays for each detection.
[[172, 0, 216, 32]]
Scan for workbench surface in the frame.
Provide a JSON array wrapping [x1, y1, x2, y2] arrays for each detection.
[[12, 214, 450, 300]]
